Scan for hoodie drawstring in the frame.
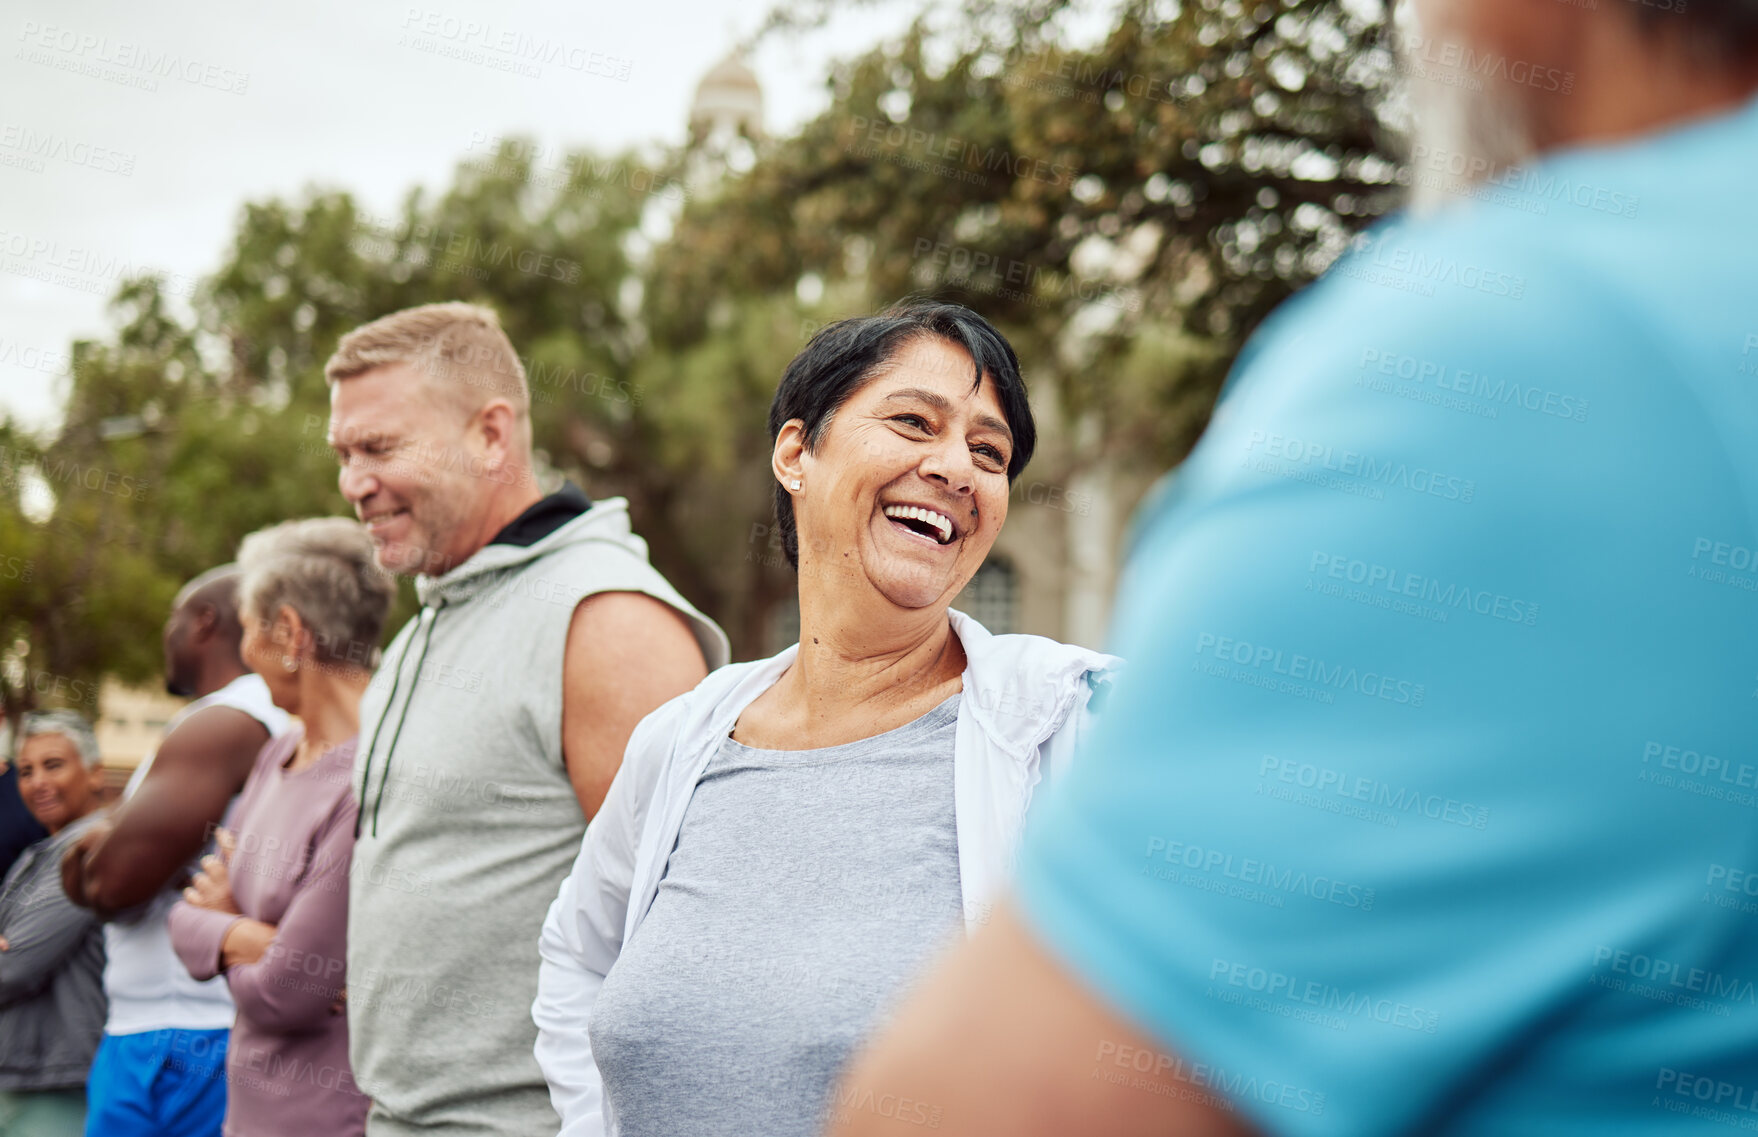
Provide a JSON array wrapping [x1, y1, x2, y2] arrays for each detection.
[[355, 601, 444, 839]]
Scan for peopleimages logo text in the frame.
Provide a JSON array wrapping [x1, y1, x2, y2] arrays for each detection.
[[1656, 1068, 1758, 1116], [1195, 633, 1426, 706], [16, 22, 250, 93], [1244, 431, 1475, 502], [1092, 1041, 1325, 1115], [1593, 946, 1757, 1007], [1144, 837, 1376, 910], [1258, 756, 1489, 830], [1208, 959, 1440, 1033], [1642, 741, 1758, 789], [1309, 552, 1538, 626], [1358, 348, 1590, 423], [847, 116, 1078, 187], [1349, 231, 1526, 299]]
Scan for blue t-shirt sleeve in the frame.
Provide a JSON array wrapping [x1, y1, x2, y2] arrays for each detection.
[[1013, 236, 1758, 1136]]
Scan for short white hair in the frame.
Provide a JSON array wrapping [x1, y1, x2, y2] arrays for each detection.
[[18, 710, 102, 770], [237, 517, 397, 666]]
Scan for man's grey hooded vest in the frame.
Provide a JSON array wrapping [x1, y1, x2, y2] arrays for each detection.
[[346, 496, 727, 1136]]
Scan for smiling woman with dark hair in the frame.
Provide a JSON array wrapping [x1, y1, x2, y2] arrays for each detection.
[[764, 299, 1037, 568], [532, 299, 1120, 1137]]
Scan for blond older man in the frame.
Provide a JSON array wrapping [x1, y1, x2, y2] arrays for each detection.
[[324, 303, 727, 1136]]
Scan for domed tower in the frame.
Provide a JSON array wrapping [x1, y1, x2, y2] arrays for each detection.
[[688, 51, 764, 152]]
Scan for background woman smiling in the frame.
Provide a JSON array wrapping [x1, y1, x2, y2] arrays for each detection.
[[533, 300, 1122, 1137], [0, 712, 108, 1137]]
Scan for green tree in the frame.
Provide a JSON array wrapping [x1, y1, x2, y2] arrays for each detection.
[[666, 0, 1402, 460], [1, 0, 1408, 710]]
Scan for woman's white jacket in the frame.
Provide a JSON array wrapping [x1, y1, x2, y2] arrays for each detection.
[[531, 609, 1122, 1137]]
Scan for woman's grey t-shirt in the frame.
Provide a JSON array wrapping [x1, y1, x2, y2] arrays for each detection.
[[590, 694, 964, 1137]]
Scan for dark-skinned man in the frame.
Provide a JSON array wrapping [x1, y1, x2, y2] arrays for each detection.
[[61, 566, 290, 1137]]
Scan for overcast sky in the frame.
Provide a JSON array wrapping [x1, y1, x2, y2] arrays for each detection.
[[0, 0, 925, 431]]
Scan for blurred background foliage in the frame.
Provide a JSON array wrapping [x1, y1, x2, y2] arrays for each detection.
[[0, 0, 1409, 716]]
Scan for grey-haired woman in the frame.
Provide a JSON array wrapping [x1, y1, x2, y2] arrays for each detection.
[[168, 517, 395, 1137]]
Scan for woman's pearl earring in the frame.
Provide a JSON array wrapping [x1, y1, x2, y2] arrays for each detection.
[[282, 656, 298, 672]]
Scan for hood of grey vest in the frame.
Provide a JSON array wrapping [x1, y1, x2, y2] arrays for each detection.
[[413, 496, 650, 610]]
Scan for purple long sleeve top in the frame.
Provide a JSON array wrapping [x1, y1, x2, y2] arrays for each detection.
[[169, 728, 368, 1137]]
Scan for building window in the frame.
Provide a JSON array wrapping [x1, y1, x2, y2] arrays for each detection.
[[956, 558, 1018, 634]]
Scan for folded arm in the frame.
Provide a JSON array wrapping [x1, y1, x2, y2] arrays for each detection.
[[62, 705, 268, 918], [225, 802, 356, 1032], [0, 864, 101, 1006]]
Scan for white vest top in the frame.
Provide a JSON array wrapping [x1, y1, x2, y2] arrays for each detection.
[[103, 672, 291, 1035]]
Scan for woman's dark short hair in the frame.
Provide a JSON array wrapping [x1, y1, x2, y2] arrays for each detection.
[[767, 299, 1036, 568]]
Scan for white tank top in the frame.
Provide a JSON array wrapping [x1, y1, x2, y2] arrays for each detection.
[[102, 673, 292, 1035]]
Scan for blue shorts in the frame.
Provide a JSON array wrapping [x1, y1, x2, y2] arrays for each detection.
[[84, 1028, 228, 1137]]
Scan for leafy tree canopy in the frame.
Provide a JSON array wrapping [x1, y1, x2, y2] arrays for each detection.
[[0, 0, 1405, 717]]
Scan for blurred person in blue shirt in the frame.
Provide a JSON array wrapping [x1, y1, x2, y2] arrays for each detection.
[[830, 2, 1758, 1136]]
